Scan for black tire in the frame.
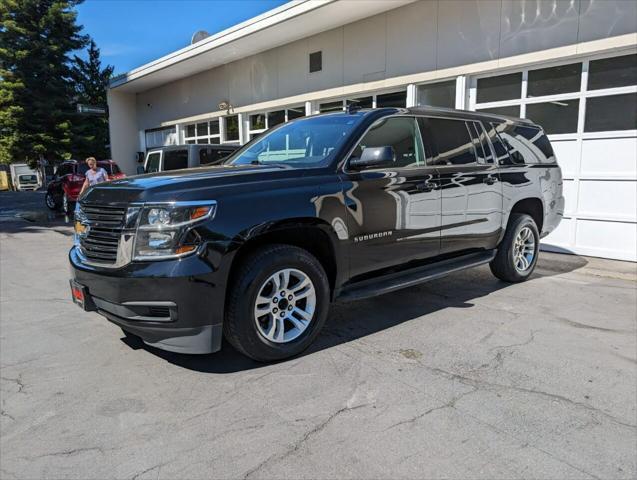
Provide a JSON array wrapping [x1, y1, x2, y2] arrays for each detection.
[[490, 213, 540, 283], [45, 192, 59, 210], [224, 244, 330, 362]]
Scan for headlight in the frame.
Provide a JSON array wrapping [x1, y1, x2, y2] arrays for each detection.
[[133, 201, 216, 260]]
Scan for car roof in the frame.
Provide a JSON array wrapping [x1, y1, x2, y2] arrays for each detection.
[[316, 106, 535, 126]]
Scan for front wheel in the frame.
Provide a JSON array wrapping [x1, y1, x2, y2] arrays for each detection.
[[224, 244, 330, 362], [490, 213, 540, 283]]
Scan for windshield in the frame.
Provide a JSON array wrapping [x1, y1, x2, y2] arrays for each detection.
[[228, 114, 363, 167]]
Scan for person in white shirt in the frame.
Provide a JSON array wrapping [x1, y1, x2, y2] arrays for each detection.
[[79, 157, 108, 196]]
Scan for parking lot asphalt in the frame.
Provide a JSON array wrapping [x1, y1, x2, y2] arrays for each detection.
[[1, 191, 636, 480]]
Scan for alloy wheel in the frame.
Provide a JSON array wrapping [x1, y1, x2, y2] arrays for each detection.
[[253, 268, 316, 343], [513, 226, 536, 273]]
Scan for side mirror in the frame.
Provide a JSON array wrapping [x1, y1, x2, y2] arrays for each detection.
[[136, 165, 146, 175], [349, 146, 395, 170]]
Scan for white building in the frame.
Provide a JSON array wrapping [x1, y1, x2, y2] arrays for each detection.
[[107, 0, 637, 262]]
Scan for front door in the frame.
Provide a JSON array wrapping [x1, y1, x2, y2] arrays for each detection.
[[425, 117, 503, 255], [342, 116, 441, 280]]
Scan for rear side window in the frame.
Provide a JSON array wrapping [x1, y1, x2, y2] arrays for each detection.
[[428, 118, 478, 166], [163, 150, 188, 171], [199, 148, 233, 166]]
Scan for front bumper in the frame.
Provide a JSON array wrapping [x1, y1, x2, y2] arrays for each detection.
[[69, 246, 230, 354]]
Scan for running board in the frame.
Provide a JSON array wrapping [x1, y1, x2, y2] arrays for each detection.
[[337, 250, 496, 302]]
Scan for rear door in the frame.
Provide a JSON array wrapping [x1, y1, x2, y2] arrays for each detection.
[[343, 115, 441, 279], [427, 117, 503, 255]]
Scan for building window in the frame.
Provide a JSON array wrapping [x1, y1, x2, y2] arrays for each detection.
[[319, 101, 343, 113], [526, 99, 579, 135], [416, 80, 456, 108], [183, 118, 222, 144], [318, 89, 407, 113], [145, 126, 177, 149], [584, 93, 637, 132], [246, 106, 306, 140], [309, 51, 322, 73], [476, 105, 520, 117], [471, 53, 637, 136], [224, 115, 240, 142], [346, 96, 373, 109], [527, 63, 581, 97], [376, 91, 406, 108], [476, 73, 522, 103], [588, 54, 637, 90]]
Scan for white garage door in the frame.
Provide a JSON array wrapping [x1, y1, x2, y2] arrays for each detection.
[[470, 52, 637, 262]]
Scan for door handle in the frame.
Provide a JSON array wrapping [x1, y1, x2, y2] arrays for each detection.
[[416, 181, 438, 192], [483, 176, 497, 185]]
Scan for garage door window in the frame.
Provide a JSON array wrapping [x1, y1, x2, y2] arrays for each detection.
[[472, 53, 637, 136], [416, 80, 456, 108], [584, 93, 637, 132], [318, 89, 407, 113]]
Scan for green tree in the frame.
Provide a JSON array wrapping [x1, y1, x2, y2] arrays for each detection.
[[71, 39, 114, 160], [0, 0, 87, 168]]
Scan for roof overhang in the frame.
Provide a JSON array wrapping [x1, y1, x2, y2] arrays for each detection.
[[109, 0, 416, 94]]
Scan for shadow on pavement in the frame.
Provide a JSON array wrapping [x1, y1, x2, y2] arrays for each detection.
[[124, 255, 588, 374]]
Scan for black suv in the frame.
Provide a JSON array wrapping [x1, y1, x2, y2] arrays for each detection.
[[69, 107, 564, 361]]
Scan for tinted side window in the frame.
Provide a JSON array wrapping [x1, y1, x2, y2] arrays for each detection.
[[354, 117, 425, 169], [468, 121, 494, 163], [199, 148, 232, 166], [163, 150, 189, 171], [428, 118, 477, 166], [146, 152, 161, 173], [485, 123, 510, 165]]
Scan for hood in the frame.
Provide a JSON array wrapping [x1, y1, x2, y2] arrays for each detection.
[[82, 163, 293, 204]]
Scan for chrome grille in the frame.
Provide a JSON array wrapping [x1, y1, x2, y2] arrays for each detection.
[[78, 203, 127, 265]]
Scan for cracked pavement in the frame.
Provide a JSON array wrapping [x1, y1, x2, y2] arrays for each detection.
[[1, 191, 636, 479]]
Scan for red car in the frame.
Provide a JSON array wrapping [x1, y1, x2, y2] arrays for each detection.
[[45, 160, 125, 213]]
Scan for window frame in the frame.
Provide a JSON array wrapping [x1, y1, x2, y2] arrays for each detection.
[[342, 114, 435, 173], [317, 88, 408, 114], [423, 116, 481, 168], [469, 50, 637, 140]]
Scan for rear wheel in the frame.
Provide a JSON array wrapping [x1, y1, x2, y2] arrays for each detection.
[[224, 244, 330, 362], [490, 213, 540, 283], [45, 192, 59, 210]]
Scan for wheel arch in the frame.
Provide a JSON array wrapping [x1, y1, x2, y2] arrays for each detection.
[[508, 197, 544, 233], [227, 218, 343, 300]]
